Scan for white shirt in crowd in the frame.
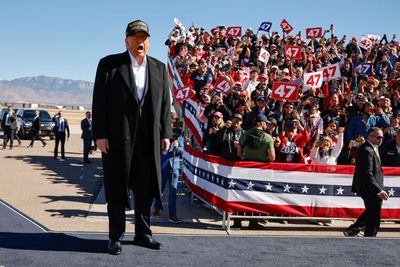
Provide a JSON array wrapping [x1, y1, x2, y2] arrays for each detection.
[[310, 133, 344, 165]]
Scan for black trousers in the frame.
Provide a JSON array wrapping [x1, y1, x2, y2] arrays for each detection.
[[349, 194, 382, 237], [83, 137, 91, 161], [107, 140, 157, 241], [3, 127, 14, 148], [54, 132, 66, 158], [29, 131, 46, 146]]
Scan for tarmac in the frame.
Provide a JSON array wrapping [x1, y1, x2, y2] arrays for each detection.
[[1, 121, 400, 266], [1, 122, 400, 237]]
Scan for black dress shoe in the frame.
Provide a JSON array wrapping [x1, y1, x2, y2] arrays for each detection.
[[343, 228, 361, 237], [83, 160, 92, 164], [133, 235, 162, 250], [106, 240, 122, 255]]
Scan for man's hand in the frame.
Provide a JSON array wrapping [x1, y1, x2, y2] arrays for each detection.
[[161, 138, 170, 152], [96, 138, 109, 154], [378, 191, 389, 200]]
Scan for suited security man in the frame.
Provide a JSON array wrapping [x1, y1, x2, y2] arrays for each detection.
[[344, 127, 389, 237], [53, 111, 70, 159], [1, 106, 17, 149], [81, 111, 93, 164], [92, 19, 172, 255], [28, 110, 47, 148]]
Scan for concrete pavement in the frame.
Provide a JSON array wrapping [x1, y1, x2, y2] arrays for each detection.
[[1, 126, 400, 237]]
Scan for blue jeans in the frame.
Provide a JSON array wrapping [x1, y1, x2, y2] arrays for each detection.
[[154, 166, 180, 216]]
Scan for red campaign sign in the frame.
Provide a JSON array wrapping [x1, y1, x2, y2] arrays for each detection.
[[271, 82, 299, 101], [214, 76, 234, 96], [305, 27, 322, 39], [284, 45, 302, 59], [226, 26, 242, 37], [280, 19, 293, 34], [174, 86, 195, 102]]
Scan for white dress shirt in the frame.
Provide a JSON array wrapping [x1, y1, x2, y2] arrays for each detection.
[[367, 140, 381, 162], [129, 51, 147, 102]]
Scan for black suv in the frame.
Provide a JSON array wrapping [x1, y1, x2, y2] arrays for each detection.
[[16, 109, 55, 140]]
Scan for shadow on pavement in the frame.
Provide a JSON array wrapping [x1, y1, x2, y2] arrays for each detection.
[[0, 232, 106, 253], [5, 155, 103, 218]]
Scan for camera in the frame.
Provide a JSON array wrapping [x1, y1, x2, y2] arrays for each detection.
[[172, 121, 183, 140], [284, 120, 296, 132], [311, 97, 320, 104]]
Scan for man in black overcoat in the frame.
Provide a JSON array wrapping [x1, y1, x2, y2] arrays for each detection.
[[344, 127, 389, 237], [92, 19, 172, 255]]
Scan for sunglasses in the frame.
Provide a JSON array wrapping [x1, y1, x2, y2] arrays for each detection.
[[371, 135, 384, 140]]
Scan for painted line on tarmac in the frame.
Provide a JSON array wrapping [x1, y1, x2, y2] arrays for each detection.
[[0, 199, 48, 233]]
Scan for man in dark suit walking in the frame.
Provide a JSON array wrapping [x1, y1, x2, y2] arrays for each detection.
[[92, 19, 172, 255], [81, 111, 92, 164], [53, 111, 70, 160], [1, 106, 17, 149], [344, 127, 389, 237], [28, 110, 47, 148]]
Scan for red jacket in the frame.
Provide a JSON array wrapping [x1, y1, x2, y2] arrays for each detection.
[[278, 128, 310, 163]]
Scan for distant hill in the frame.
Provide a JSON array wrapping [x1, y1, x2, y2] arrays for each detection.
[[0, 76, 94, 106]]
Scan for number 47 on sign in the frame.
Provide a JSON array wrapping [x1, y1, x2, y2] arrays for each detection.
[[271, 82, 299, 101]]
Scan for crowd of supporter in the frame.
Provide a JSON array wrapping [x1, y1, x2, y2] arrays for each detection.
[[166, 21, 400, 167]]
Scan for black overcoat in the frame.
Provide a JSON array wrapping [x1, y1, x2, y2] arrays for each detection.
[[92, 51, 172, 208]]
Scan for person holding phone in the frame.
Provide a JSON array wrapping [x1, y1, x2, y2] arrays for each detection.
[[52, 111, 70, 160]]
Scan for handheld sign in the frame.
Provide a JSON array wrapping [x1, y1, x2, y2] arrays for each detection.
[[226, 26, 242, 37], [367, 34, 381, 43], [280, 19, 293, 34], [354, 63, 373, 75], [317, 63, 341, 81], [284, 45, 302, 59], [306, 27, 322, 39], [227, 46, 236, 59], [173, 17, 185, 30], [359, 37, 373, 50], [214, 76, 234, 96], [258, 48, 270, 63], [258, 21, 272, 32], [271, 82, 299, 101], [303, 71, 323, 89], [174, 86, 195, 102]]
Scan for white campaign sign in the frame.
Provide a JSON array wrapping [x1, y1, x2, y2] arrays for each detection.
[[317, 63, 341, 81], [303, 71, 323, 89], [174, 17, 185, 30], [258, 48, 270, 63], [359, 37, 373, 50]]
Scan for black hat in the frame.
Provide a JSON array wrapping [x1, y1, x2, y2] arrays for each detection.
[[267, 117, 277, 126], [256, 115, 270, 123], [126, 20, 150, 37]]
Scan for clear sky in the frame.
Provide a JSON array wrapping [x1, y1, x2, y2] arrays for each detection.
[[0, 0, 398, 82]]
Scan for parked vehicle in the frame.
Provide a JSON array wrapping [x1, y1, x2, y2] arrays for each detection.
[[16, 109, 55, 140]]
